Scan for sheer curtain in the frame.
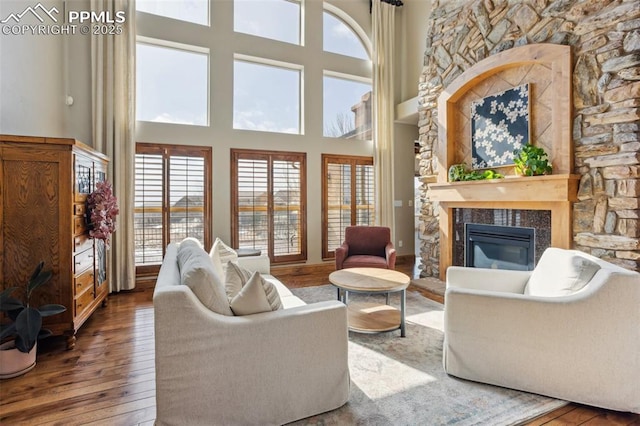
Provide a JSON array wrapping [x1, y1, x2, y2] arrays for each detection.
[[372, 0, 396, 235], [91, 0, 136, 292]]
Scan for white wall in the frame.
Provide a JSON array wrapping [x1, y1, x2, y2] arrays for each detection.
[[0, 0, 92, 143]]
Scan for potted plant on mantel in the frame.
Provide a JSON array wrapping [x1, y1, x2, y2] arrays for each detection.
[[0, 262, 66, 379], [513, 143, 553, 176]]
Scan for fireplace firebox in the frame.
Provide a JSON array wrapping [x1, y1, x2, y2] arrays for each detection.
[[464, 224, 535, 271]]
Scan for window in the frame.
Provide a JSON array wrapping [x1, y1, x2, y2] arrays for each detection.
[[323, 11, 369, 59], [322, 154, 374, 259], [233, 57, 302, 134], [136, 0, 209, 25], [136, 40, 209, 126], [135, 143, 212, 268], [234, 0, 301, 45], [231, 149, 307, 263], [323, 73, 372, 140]]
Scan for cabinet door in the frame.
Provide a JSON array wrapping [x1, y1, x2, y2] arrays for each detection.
[[0, 147, 73, 324]]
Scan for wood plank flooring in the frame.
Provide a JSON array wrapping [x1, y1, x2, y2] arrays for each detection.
[[0, 270, 638, 425]]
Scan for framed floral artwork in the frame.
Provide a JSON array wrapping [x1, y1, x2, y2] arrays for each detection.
[[470, 83, 530, 169]]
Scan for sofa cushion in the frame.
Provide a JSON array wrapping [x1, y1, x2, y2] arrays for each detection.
[[225, 261, 252, 299], [524, 248, 601, 297], [177, 240, 233, 316], [229, 271, 283, 315], [209, 237, 238, 277]]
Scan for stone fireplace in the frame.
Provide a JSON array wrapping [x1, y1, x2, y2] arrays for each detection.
[[416, 0, 640, 278]]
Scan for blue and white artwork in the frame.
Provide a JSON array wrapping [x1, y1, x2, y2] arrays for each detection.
[[470, 83, 530, 169]]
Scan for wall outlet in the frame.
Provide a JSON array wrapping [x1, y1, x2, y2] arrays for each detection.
[[398, 240, 403, 248]]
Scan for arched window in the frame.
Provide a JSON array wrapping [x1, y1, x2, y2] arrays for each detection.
[[323, 10, 369, 59]]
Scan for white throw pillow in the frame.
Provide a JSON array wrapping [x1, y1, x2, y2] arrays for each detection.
[[209, 238, 238, 278], [524, 248, 600, 297], [224, 261, 252, 299], [229, 271, 283, 315], [178, 239, 233, 316]]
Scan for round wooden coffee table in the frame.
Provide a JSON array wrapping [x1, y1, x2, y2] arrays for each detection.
[[329, 268, 410, 337]]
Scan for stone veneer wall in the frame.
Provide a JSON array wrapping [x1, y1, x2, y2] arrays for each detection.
[[417, 0, 640, 277]]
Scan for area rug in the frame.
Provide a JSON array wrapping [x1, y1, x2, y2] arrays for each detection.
[[288, 285, 567, 426]]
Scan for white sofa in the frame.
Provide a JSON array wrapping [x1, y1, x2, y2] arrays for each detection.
[[443, 247, 640, 413], [153, 242, 350, 425]]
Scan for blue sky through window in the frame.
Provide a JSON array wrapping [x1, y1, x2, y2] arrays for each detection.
[[136, 0, 209, 25], [136, 43, 208, 126], [234, 60, 301, 134]]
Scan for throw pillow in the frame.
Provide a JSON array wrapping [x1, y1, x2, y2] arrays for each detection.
[[224, 261, 252, 299], [209, 237, 238, 278], [524, 248, 601, 297], [229, 271, 283, 315], [177, 239, 233, 316]]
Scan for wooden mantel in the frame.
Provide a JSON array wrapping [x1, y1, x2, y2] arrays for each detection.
[[427, 174, 580, 203]]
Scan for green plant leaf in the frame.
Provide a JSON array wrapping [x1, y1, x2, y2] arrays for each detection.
[[29, 261, 45, 282], [38, 328, 53, 340], [38, 304, 66, 317], [0, 322, 16, 340], [27, 268, 53, 299], [14, 306, 41, 353], [0, 287, 23, 311]]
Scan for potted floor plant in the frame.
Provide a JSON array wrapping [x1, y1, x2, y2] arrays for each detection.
[[0, 261, 66, 379]]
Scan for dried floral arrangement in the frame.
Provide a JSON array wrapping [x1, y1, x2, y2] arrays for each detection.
[[86, 181, 119, 248]]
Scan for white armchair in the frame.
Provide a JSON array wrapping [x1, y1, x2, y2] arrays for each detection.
[[443, 247, 640, 413]]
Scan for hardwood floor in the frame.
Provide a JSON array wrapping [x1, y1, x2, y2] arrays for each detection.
[[0, 271, 638, 425]]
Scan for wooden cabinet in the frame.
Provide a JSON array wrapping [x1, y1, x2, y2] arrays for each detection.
[[0, 135, 110, 349]]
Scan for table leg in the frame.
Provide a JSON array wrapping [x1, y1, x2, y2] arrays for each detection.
[[337, 287, 341, 301], [400, 289, 406, 337]]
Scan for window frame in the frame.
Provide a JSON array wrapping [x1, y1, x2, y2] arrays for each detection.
[[135, 142, 213, 276], [321, 154, 374, 260], [231, 148, 307, 264]]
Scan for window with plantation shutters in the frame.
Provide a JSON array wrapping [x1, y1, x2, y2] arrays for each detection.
[[322, 154, 374, 259], [231, 149, 306, 263], [135, 143, 212, 269]]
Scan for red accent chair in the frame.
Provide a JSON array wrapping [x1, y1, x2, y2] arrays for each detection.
[[335, 226, 396, 270]]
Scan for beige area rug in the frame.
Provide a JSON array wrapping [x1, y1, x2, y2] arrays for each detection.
[[289, 285, 567, 426]]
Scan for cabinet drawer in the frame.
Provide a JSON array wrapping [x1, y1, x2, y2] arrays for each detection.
[[74, 234, 92, 254], [75, 287, 95, 317], [74, 249, 93, 275], [74, 203, 87, 216], [74, 268, 94, 296], [74, 216, 88, 236]]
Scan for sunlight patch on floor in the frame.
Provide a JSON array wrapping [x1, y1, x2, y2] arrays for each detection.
[[407, 310, 444, 332], [348, 341, 437, 400]]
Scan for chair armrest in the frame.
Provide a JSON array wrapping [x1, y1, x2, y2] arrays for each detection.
[[236, 254, 270, 274], [335, 242, 349, 270], [385, 242, 396, 269], [446, 266, 531, 294]]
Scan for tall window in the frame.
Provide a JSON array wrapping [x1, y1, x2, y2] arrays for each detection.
[[234, 0, 301, 44], [231, 149, 307, 263], [136, 0, 209, 25], [137, 40, 209, 126], [135, 143, 212, 268], [323, 10, 369, 59], [233, 56, 302, 134], [322, 154, 374, 259], [323, 73, 372, 140]]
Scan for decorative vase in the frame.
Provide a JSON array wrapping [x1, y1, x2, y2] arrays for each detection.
[[0, 340, 37, 379]]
